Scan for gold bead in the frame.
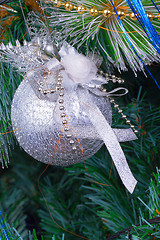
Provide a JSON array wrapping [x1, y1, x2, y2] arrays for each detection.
[[72, 146, 77, 151], [102, 9, 112, 18], [76, 6, 85, 14], [51, 89, 56, 93], [110, 99, 115, 103], [126, 120, 131, 123], [146, 12, 154, 21], [61, 113, 66, 118], [70, 140, 74, 144], [62, 120, 67, 124], [157, 14, 160, 20], [117, 10, 126, 19], [59, 106, 64, 110], [129, 12, 137, 20], [89, 7, 99, 16], [114, 104, 119, 108], [51, 0, 62, 7], [112, 78, 117, 83], [64, 1, 74, 11], [67, 134, 72, 138], [43, 90, 48, 94], [59, 99, 64, 104]]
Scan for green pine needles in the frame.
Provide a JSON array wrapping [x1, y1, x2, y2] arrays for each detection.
[[43, 0, 160, 72], [0, 211, 65, 240], [1, 165, 160, 239], [0, 62, 22, 168], [0, 0, 32, 167]]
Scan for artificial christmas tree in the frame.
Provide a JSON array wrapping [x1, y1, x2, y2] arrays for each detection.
[[0, 0, 160, 239]]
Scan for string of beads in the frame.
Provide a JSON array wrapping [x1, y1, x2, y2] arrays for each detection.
[[38, 70, 78, 153], [98, 70, 138, 134], [46, 0, 160, 21], [38, 69, 138, 135]]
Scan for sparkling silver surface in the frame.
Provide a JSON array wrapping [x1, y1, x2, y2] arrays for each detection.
[[11, 78, 112, 166]]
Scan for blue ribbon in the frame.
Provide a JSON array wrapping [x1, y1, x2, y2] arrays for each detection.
[[125, 0, 155, 46], [151, 0, 160, 14], [126, 0, 160, 55], [109, 0, 160, 89], [0, 212, 9, 240]]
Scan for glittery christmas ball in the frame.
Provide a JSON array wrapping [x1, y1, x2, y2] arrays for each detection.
[[11, 76, 112, 166]]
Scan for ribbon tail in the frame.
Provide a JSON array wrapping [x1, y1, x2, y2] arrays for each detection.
[[79, 90, 137, 193], [113, 128, 138, 142]]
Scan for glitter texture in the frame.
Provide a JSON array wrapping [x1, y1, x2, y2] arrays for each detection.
[[11, 78, 112, 166]]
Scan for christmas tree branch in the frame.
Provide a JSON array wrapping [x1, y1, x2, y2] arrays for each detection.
[[107, 217, 160, 240], [0, 0, 13, 4]]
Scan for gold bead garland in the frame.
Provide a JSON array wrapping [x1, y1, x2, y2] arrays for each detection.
[[47, 0, 160, 21], [89, 7, 99, 16], [52, 0, 62, 7], [102, 9, 112, 18], [64, 1, 74, 11], [76, 6, 85, 14], [117, 10, 126, 20], [146, 11, 154, 21], [129, 12, 137, 21]]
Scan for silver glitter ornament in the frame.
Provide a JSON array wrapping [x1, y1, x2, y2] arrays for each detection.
[[6, 37, 137, 193], [11, 77, 112, 166]]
